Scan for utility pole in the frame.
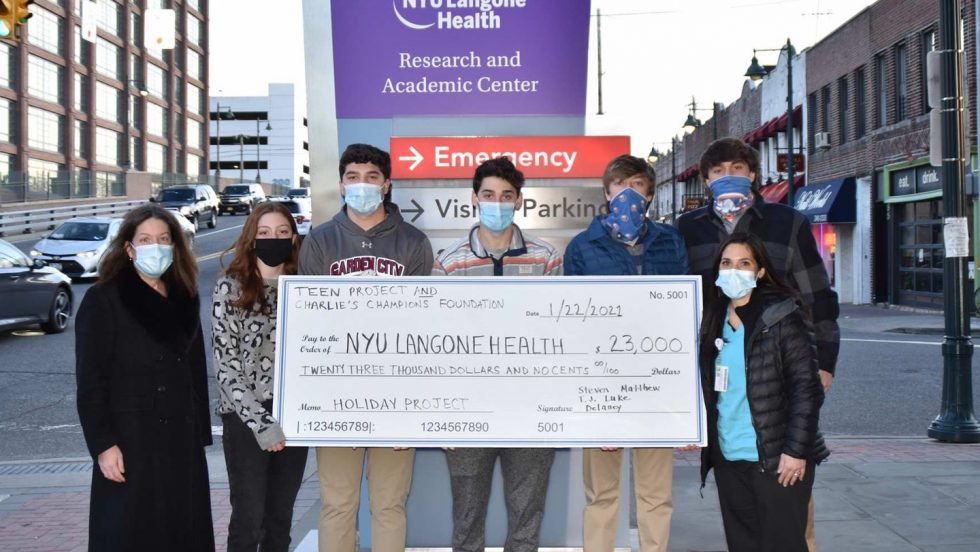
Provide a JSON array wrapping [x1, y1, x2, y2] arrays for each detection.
[[596, 9, 603, 115], [927, 0, 980, 443], [785, 38, 796, 207]]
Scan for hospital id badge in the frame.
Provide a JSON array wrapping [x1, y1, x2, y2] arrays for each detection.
[[714, 364, 729, 392]]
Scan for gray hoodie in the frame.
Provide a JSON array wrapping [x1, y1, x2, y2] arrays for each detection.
[[299, 203, 433, 276]]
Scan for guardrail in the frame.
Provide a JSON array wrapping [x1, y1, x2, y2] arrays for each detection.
[[0, 200, 147, 237]]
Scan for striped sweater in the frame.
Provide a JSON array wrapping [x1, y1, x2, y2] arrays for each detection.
[[432, 224, 562, 276]]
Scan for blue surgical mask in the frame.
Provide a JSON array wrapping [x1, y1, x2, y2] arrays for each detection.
[[478, 201, 515, 233], [709, 175, 754, 223], [602, 187, 648, 243], [132, 244, 173, 278], [343, 183, 383, 216], [715, 268, 758, 300]]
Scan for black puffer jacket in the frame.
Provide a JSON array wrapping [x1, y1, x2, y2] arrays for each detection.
[[699, 291, 830, 485]]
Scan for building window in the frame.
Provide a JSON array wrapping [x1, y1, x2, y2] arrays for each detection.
[[97, 0, 121, 35], [895, 43, 909, 122], [146, 63, 169, 100], [186, 48, 202, 81], [875, 54, 887, 128], [74, 119, 89, 158], [147, 101, 168, 137], [174, 112, 183, 145], [129, 95, 142, 128], [27, 6, 64, 56], [27, 159, 65, 201], [187, 153, 201, 176], [96, 37, 123, 80], [807, 93, 817, 154], [96, 127, 123, 166], [186, 14, 202, 46], [28, 55, 64, 104], [147, 141, 167, 174], [130, 137, 143, 171], [0, 98, 12, 143], [74, 26, 91, 65], [187, 0, 201, 13], [28, 107, 64, 153], [187, 117, 202, 150], [921, 29, 937, 114], [0, 43, 13, 89], [838, 77, 849, 145], [174, 76, 183, 105], [96, 81, 123, 123], [130, 11, 142, 47], [186, 83, 202, 115], [130, 54, 142, 83], [821, 86, 831, 134], [74, 73, 90, 112], [855, 67, 867, 138]]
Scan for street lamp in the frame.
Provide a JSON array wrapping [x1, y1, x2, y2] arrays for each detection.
[[255, 119, 272, 184], [214, 104, 235, 180], [745, 38, 797, 205], [927, 0, 979, 443], [682, 97, 720, 140]]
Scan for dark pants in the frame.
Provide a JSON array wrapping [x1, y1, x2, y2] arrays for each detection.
[[446, 448, 555, 552], [221, 411, 308, 552], [713, 455, 814, 552]]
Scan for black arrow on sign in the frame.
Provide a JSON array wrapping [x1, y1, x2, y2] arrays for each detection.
[[402, 198, 425, 223]]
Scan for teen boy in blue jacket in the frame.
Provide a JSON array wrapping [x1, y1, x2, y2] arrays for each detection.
[[564, 154, 688, 552]]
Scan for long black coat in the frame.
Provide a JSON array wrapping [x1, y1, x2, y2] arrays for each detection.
[[699, 292, 830, 485], [75, 265, 214, 551]]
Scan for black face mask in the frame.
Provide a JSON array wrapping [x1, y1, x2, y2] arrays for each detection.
[[254, 238, 293, 267]]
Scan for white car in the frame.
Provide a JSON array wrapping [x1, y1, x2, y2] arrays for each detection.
[[271, 198, 312, 236], [165, 208, 198, 247], [30, 217, 122, 278]]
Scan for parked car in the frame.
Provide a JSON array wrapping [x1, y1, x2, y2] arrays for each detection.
[[271, 197, 312, 236], [286, 187, 311, 200], [164, 208, 198, 247], [220, 184, 267, 215], [30, 217, 122, 278], [153, 184, 219, 230], [0, 239, 73, 334]]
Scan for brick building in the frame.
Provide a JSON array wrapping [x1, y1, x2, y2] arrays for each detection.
[[0, 0, 209, 209], [807, 0, 977, 307]]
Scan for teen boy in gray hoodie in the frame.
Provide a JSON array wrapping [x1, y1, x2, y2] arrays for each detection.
[[299, 143, 433, 552]]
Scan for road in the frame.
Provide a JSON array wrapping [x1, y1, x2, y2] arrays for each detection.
[[0, 217, 978, 461], [0, 214, 243, 461]]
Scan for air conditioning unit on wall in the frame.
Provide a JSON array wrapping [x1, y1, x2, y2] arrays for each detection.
[[815, 132, 831, 150]]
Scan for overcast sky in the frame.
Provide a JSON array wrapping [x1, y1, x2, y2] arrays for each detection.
[[209, 0, 877, 157]]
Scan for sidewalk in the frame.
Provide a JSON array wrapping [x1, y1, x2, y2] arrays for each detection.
[[2, 305, 979, 551]]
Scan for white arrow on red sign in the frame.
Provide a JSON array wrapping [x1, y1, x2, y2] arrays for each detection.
[[398, 146, 424, 171]]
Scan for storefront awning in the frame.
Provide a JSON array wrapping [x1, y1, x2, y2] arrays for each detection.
[[742, 106, 803, 144], [677, 164, 700, 181], [792, 177, 856, 224], [758, 175, 804, 204]]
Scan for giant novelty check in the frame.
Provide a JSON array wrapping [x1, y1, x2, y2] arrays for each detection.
[[272, 276, 705, 447]]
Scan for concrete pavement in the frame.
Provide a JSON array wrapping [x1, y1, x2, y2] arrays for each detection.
[[2, 305, 980, 551]]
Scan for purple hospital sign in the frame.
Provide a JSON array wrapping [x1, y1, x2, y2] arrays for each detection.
[[330, 0, 591, 118]]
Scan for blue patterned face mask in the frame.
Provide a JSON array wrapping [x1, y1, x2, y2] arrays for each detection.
[[602, 187, 649, 243], [710, 175, 754, 223]]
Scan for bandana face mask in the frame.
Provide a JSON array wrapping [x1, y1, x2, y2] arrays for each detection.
[[710, 175, 754, 223], [602, 187, 648, 243]]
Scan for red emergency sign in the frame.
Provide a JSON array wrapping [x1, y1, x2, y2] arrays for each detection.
[[390, 136, 631, 179]]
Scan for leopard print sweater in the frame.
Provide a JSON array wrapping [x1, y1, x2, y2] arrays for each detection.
[[211, 275, 284, 449]]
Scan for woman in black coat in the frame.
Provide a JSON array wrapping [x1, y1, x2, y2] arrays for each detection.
[[698, 232, 829, 552], [75, 204, 214, 551]]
